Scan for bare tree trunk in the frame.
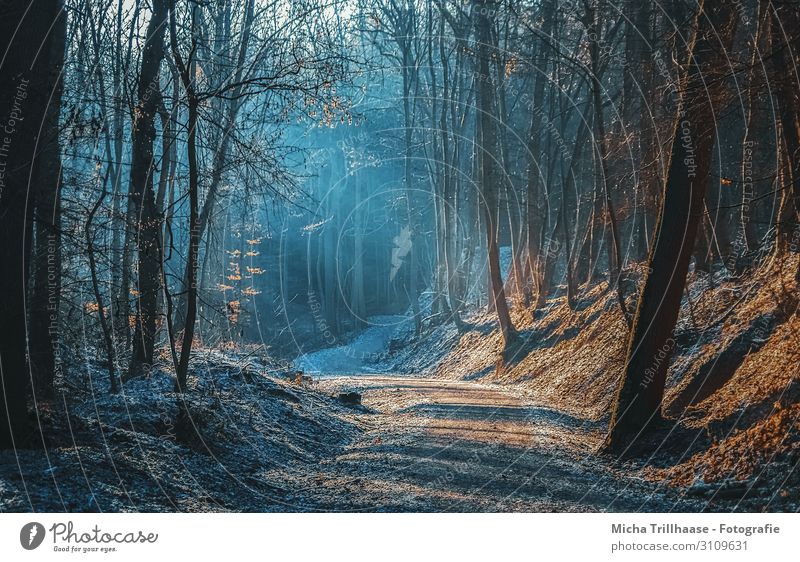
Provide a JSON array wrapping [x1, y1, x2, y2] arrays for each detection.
[[605, 0, 737, 453], [559, 102, 592, 309], [86, 177, 120, 393], [774, 140, 795, 251], [127, 0, 169, 380], [0, 0, 64, 448], [324, 153, 341, 335], [770, 1, 800, 243], [174, 0, 254, 333], [736, 0, 773, 270], [426, 0, 448, 322], [621, 0, 650, 128], [172, 2, 200, 392], [625, 1, 656, 263], [475, 0, 517, 349], [29, 1, 66, 400], [111, 0, 133, 347], [402, 45, 422, 336], [694, 212, 713, 273], [351, 167, 366, 328], [438, 18, 465, 329], [586, 0, 630, 326], [534, 125, 556, 310], [523, 0, 555, 306]]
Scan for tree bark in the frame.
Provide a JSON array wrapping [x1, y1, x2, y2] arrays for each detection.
[[523, 0, 555, 306], [605, 0, 737, 453], [736, 0, 773, 269], [127, 0, 169, 380], [585, 0, 630, 326], [29, 1, 66, 400], [86, 177, 120, 394], [475, 0, 517, 349], [111, 0, 134, 348], [0, 0, 64, 448], [770, 1, 800, 242], [172, 2, 200, 392], [173, 0, 255, 334]]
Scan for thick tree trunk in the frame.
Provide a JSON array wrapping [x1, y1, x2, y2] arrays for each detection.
[[0, 0, 64, 448], [605, 0, 737, 453], [770, 2, 800, 239], [29, 2, 66, 400], [127, 0, 169, 380]]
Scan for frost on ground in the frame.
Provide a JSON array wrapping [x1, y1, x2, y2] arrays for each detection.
[[0, 352, 362, 512], [383, 255, 800, 511], [295, 314, 413, 375], [303, 375, 704, 512], [0, 351, 693, 512], [0, 342, 703, 512], [2, 255, 798, 512]]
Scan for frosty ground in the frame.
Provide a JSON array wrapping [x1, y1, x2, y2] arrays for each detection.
[[2, 256, 799, 512], [0, 359, 703, 512]]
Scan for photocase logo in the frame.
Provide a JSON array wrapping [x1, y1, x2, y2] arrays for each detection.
[[20, 522, 45, 550]]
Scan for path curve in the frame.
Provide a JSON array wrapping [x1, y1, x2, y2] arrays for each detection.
[[286, 374, 701, 512]]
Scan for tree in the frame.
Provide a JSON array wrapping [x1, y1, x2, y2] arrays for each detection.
[[369, 0, 424, 336], [769, 0, 800, 252], [475, 0, 517, 350], [127, 0, 170, 380], [584, 0, 630, 326], [173, 0, 256, 335], [29, 0, 67, 400], [736, 0, 773, 267], [170, 0, 200, 392], [605, 0, 738, 453], [622, 0, 655, 262], [523, 0, 556, 309], [0, 0, 66, 448]]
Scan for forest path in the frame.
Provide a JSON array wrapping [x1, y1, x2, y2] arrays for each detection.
[[275, 374, 700, 512], [294, 315, 411, 374]]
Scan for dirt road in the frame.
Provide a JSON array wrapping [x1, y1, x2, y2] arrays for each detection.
[[273, 375, 702, 512]]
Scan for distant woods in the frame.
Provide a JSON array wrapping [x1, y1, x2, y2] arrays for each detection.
[[1, 0, 799, 451]]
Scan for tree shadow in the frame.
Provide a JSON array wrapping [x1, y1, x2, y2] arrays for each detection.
[[462, 366, 493, 381], [328, 430, 688, 512], [667, 309, 789, 416], [612, 418, 713, 467], [395, 402, 605, 431], [502, 308, 604, 365]]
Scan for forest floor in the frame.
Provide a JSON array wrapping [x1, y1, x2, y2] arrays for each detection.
[[2, 256, 799, 512], [373, 253, 800, 512], [286, 374, 703, 511], [0, 362, 701, 512], [0, 368, 710, 512]]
